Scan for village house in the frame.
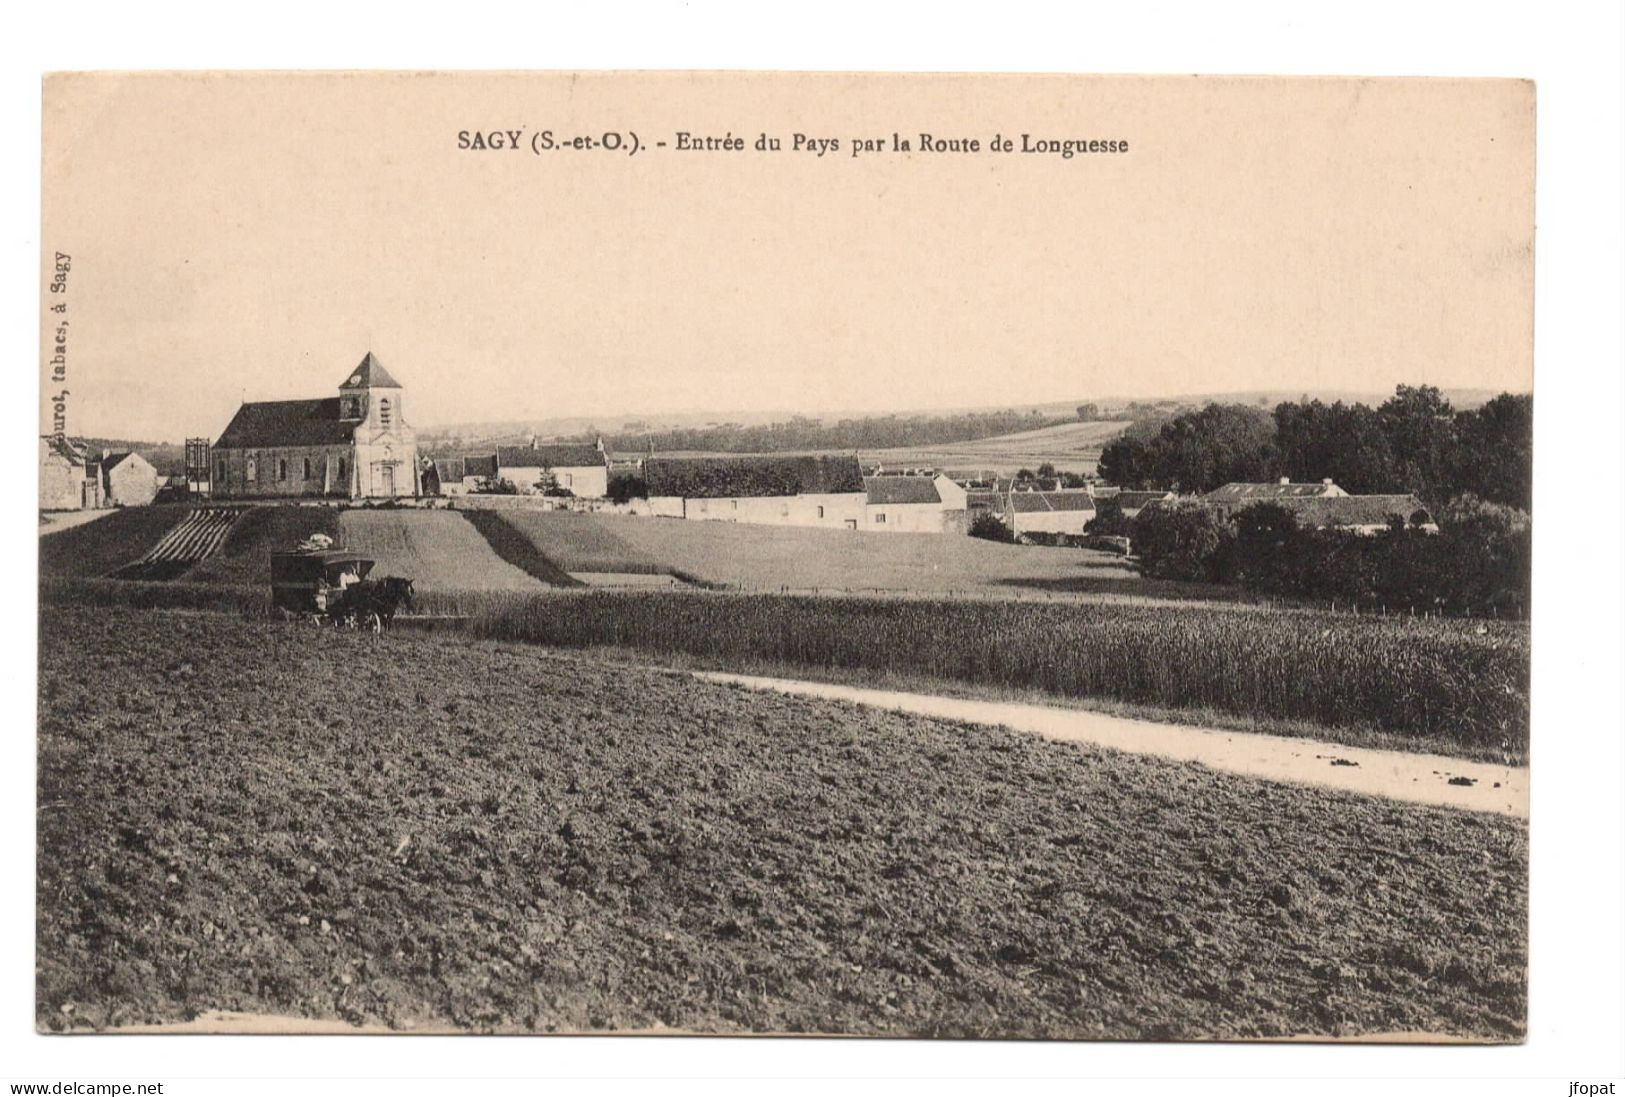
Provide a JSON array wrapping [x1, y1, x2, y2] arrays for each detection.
[[99, 450, 160, 506], [425, 454, 499, 496], [211, 353, 419, 500], [863, 474, 971, 533], [495, 440, 610, 497], [39, 436, 102, 510], [1004, 488, 1097, 537], [644, 455, 867, 528]]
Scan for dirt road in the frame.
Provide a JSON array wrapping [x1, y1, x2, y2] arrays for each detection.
[[694, 672, 1528, 818]]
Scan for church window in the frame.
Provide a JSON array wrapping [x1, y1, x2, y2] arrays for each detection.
[[246, 457, 257, 482], [278, 459, 288, 481], [303, 457, 313, 480], [379, 398, 392, 427], [217, 460, 227, 484], [337, 458, 348, 484]]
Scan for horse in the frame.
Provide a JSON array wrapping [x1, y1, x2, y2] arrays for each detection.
[[328, 576, 415, 631]]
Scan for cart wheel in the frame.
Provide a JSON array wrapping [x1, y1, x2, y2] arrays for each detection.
[[365, 611, 383, 634]]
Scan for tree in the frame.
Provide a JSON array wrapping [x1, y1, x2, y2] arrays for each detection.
[[1453, 393, 1532, 511], [1379, 384, 1458, 504], [1076, 403, 1101, 421], [1131, 501, 1235, 582], [968, 513, 1017, 543], [1229, 502, 1305, 592], [1272, 399, 1399, 494], [1099, 403, 1276, 493], [606, 475, 648, 503]]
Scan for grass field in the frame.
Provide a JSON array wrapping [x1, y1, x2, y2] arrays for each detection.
[[37, 607, 1527, 1038], [488, 510, 1235, 601], [335, 510, 547, 592]]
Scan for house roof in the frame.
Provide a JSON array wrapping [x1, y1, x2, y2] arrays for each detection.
[[1115, 490, 1175, 509], [464, 454, 498, 478], [496, 444, 606, 469], [432, 457, 466, 481], [337, 352, 402, 390], [865, 475, 941, 505], [1208, 481, 1341, 500], [40, 436, 89, 465], [1008, 489, 1096, 514], [1279, 494, 1434, 529], [216, 398, 355, 449], [645, 455, 865, 499]]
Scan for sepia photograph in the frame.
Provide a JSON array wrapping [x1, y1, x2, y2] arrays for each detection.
[[35, 69, 1539, 1045]]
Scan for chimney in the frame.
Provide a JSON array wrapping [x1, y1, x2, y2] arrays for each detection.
[[1279, 476, 1291, 485]]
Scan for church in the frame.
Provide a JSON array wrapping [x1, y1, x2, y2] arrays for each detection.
[[211, 353, 419, 499]]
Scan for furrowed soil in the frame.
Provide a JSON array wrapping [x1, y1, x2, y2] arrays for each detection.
[[184, 507, 342, 585], [38, 506, 188, 579], [38, 607, 1526, 1038], [336, 510, 546, 592]]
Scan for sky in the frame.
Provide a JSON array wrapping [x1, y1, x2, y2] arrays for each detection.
[[41, 73, 1534, 442]]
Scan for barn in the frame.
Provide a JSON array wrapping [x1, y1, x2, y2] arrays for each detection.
[[644, 455, 867, 528]]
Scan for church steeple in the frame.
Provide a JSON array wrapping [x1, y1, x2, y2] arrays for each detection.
[[339, 352, 403, 392], [337, 352, 403, 422]]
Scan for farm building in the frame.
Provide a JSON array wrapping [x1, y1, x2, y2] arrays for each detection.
[[495, 441, 610, 497], [1203, 480, 1437, 534], [644, 455, 867, 528], [211, 353, 419, 500], [1272, 494, 1437, 534], [1206, 478, 1348, 501], [1106, 489, 1177, 519], [99, 450, 160, 506], [426, 454, 499, 496], [863, 474, 970, 533], [1005, 488, 1097, 536], [39, 436, 102, 510], [962, 485, 1096, 537]]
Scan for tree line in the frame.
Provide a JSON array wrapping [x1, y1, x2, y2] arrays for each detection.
[[1098, 386, 1532, 511], [1125, 496, 1530, 617]]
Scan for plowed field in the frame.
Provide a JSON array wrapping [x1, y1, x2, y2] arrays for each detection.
[[37, 607, 1527, 1038]]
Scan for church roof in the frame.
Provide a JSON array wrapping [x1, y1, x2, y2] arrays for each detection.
[[338, 352, 402, 390], [215, 398, 355, 448]]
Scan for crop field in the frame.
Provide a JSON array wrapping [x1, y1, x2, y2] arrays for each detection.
[[335, 510, 547, 592], [38, 505, 189, 579], [490, 511, 1230, 601], [184, 506, 341, 585], [38, 607, 1526, 1038], [860, 419, 1128, 477], [465, 592, 1529, 760]]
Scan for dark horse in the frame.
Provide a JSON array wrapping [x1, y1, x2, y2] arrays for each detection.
[[328, 576, 415, 631]]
